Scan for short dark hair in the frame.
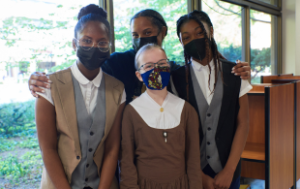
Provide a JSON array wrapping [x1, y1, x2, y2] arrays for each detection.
[[74, 4, 111, 40], [130, 9, 168, 36]]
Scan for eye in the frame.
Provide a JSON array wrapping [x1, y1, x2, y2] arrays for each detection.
[[145, 31, 152, 35], [82, 38, 92, 44], [98, 41, 108, 47], [132, 33, 138, 38], [183, 36, 189, 41]]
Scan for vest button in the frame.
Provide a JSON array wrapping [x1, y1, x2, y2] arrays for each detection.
[[90, 131, 94, 136], [207, 113, 211, 117], [86, 164, 89, 168], [207, 127, 212, 131], [76, 156, 80, 160], [85, 178, 88, 182], [89, 148, 93, 152], [207, 141, 210, 145], [207, 156, 211, 159]]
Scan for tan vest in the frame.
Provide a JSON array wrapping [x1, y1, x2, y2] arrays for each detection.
[[40, 68, 124, 189]]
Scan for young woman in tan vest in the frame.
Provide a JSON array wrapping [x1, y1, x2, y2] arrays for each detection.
[[35, 4, 125, 189]]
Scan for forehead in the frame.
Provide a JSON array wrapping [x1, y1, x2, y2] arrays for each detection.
[[130, 17, 156, 32], [139, 48, 167, 65], [180, 19, 209, 34], [78, 21, 109, 38]]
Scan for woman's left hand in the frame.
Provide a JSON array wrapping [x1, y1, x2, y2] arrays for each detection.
[[213, 168, 234, 189], [232, 60, 251, 80]]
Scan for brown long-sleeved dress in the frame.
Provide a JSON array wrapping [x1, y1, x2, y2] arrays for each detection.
[[120, 101, 202, 189]]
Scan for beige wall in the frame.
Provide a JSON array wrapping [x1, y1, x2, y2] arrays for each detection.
[[282, 0, 300, 74], [296, 0, 300, 75]]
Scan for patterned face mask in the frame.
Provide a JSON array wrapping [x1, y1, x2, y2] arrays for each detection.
[[141, 67, 170, 90]]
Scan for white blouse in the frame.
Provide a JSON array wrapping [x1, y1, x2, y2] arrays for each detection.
[[130, 92, 185, 129], [37, 63, 126, 115], [191, 59, 253, 105]]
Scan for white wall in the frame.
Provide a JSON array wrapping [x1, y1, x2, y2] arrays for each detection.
[[296, 0, 300, 75], [282, 0, 300, 75], [282, 0, 295, 74]]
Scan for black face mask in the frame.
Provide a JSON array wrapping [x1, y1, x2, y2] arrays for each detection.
[[76, 47, 110, 70], [132, 36, 158, 52], [184, 38, 211, 61]]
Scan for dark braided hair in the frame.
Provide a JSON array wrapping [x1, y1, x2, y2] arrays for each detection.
[[176, 11, 223, 101], [130, 9, 168, 36], [74, 4, 111, 39]]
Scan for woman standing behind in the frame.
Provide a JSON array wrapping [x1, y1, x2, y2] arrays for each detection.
[[120, 43, 202, 189], [173, 11, 251, 189], [35, 5, 125, 189]]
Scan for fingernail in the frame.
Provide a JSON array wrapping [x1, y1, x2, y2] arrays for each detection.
[[48, 80, 52, 83], [46, 85, 50, 88], [42, 90, 45, 93], [235, 73, 238, 75], [232, 67, 235, 70]]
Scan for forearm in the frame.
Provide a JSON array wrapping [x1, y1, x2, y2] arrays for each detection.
[[224, 122, 249, 172], [98, 147, 119, 189], [42, 148, 71, 189]]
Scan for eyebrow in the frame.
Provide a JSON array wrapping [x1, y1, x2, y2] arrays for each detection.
[[181, 26, 202, 35], [132, 28, 152, 34], [82, 35, 107, 41]]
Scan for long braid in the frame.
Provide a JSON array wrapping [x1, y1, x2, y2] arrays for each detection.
[[190, 10, 224, 92]]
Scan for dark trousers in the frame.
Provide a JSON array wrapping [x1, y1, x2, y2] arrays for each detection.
[[203, 164, 240, 189]]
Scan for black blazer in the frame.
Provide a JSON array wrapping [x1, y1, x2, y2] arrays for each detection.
[[170, 59, 241, 181]]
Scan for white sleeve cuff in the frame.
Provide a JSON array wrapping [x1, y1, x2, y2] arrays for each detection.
[[120, 89, 126, 104], [36, 87, 54, 105], [239, 79, 253, 97]]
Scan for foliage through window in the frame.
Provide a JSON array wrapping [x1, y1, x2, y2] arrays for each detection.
[[0, 0, 98, 188]]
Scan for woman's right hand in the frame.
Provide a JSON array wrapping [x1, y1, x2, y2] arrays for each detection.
[[202, 173, 215, 189], [28, 72, 52, 98]]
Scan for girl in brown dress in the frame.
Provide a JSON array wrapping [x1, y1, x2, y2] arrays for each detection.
[[120, 44, 202, 189]]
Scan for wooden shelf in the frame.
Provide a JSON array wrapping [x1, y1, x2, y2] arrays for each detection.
[[242, 143, 265, 161]]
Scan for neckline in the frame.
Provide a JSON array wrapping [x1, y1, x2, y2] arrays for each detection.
[[130, 104, 183, 131], [144, 91, 169, 108]]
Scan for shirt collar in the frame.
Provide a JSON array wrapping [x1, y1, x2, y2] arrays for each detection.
[[191, 58, 215, 72], [70, 63, 103, 87]]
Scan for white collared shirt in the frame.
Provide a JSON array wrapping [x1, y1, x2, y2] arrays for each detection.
[[130, 92, 185, 129], [37, 63, 126, 115], [191, 59, 252, 105]]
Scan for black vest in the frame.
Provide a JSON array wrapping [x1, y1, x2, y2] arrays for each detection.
[[170, 59, 241, 181]]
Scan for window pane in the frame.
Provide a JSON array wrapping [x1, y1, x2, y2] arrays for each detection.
[[250, 9, 273, 83], [113, 0, 188, 63], [0, 0, 98, 187], [202, 0, 242, 63]]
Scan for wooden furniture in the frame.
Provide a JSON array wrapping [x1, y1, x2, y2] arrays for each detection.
[[261, 75, 300, 83], [260, 74, 294, 83], [241, 83, 295, 189], [296, 81, 300, 188]]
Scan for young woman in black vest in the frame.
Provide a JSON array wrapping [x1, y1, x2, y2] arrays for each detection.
[[27, 10, 251, 104], [172, 11, 251, 189]]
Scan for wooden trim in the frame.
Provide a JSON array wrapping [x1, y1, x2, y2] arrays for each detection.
[[296, 81, 300, 188], [265, 87, 270, 189]]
